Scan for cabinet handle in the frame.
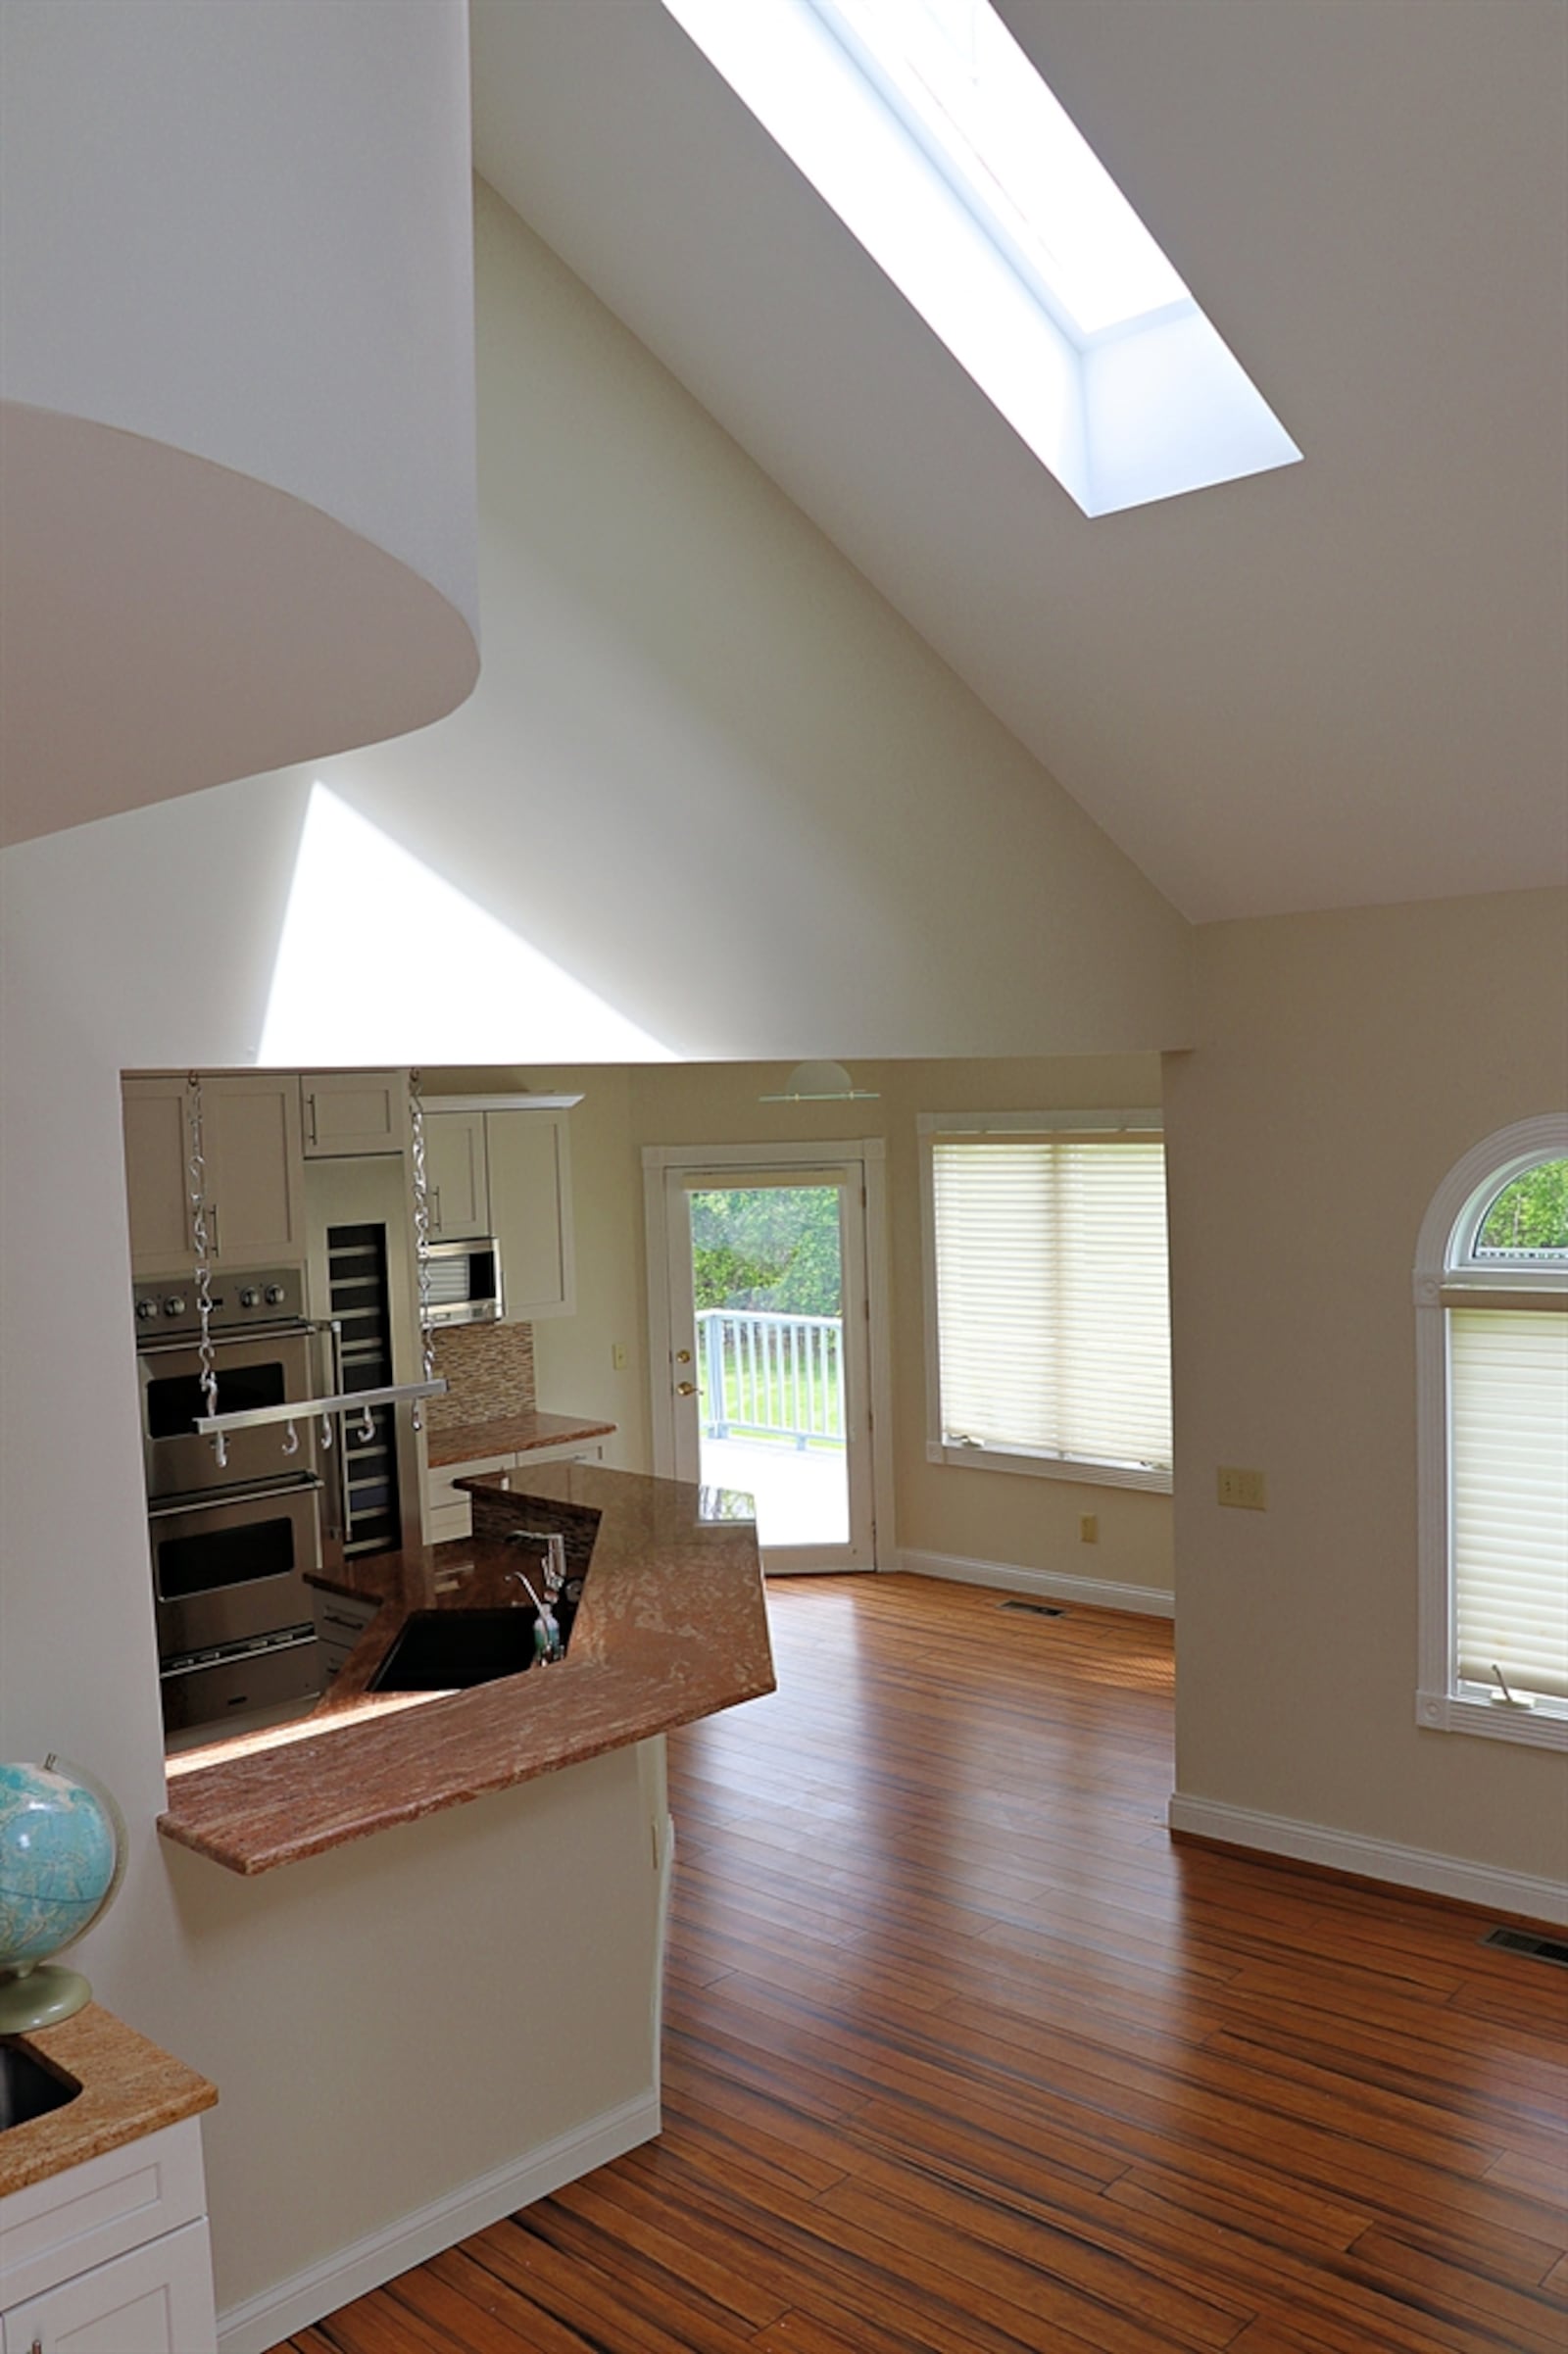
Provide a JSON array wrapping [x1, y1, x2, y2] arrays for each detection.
[[307, 1090, 318, 1146], [429, 1185, 441, 1235], [209, 1202, 220, 1255]]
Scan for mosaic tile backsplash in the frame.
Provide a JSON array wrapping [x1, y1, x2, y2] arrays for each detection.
[[427, 1321, 536, 1430]]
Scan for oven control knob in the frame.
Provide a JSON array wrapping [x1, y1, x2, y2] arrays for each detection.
[[163, 1295, 187, 1317], [264, 1284, 287, 1306], [238, 1287, 261, 1309], [136, 1299, 160, 1322]]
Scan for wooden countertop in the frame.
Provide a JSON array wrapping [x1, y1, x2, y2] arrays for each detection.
[[158, 1462, 773, 1876], [425, 1409, 616, 1468], [0, 2004, 217, 2198]]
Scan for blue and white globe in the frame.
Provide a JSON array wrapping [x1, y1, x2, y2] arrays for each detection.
[[0, 1758, 122, 2035]]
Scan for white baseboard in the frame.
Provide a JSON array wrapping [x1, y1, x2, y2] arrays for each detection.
[[217, 2087, 661, 2354], [1168, 1793, 1568, 1927], [896, 1545, 1174, 1621]]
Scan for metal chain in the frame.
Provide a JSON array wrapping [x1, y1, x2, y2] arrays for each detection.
[[187, 1074, 225, 1467], [408, 1069, 436, 1433]]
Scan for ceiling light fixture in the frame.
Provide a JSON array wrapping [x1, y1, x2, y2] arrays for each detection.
[[760, 1060, 880, 1102], [659, 0, 1299, 516]]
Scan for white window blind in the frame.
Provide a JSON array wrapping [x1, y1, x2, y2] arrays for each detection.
[[931, 1137, 1171, 1471], [1449, 1305, 1568, 1702]]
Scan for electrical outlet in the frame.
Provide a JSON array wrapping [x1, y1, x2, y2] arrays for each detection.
[[612, 1343, 627, 1371], [1079, 1514, 1099, 1544], [1217, 1466, 1267, 1510]]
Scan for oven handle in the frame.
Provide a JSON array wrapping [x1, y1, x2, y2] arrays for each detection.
[[135, 1318, 325, 1359], [147, 1472, 323, 1520]]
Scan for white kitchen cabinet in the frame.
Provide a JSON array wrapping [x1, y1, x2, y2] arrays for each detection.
[[0, 2119, 216, 2354], [421, 1099, 576, 1321], [487, 1109, 574, 1321], [425, 1110, 489, 1240], [424, 1439, 605, 1544], [199, 1073, 305, 1264], [300, 1070, 407, 1158], [122, 1072, 303, 1273], [122, 1077, 192, 1276], [313, 1585, 382, 1685]]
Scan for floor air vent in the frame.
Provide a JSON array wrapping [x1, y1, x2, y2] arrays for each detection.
[[999, 1599, 1065, 1618], [1483, 1927, 1568, 1968]]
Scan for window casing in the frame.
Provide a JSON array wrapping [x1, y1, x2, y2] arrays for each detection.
[[1415, 1117, 1568, 1750], [920, 1110, 1172, 1493]]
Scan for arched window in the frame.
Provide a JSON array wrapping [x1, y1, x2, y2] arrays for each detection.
[[1415, 1117, 1568, 1748]]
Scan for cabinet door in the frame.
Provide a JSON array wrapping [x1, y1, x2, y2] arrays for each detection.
[[2, 2220, 217, 2354], [425, 1112, 489, 1240], [423, 1451, 513, 1543], [487, 1110, 575, 1320], [201, 1075, 305, 1266], [301, 1071, 407, 1157], [122, 1078, 192, 1276]]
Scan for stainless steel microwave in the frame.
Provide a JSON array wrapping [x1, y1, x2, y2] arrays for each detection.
[[423, 1237, 504, 1325]]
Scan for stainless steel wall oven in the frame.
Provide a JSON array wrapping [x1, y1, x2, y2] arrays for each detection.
[[134, 1264, 331, 1735]]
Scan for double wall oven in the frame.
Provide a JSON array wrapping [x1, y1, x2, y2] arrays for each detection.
[[136, 1265, 334, 1735]]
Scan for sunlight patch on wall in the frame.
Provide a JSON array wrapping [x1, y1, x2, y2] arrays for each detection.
[[259, 785, 676, 1065]]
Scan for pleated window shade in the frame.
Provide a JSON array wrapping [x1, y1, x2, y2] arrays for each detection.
[[1449, 1306, 1568, 1701], [932, 1138, 1171, 1470]]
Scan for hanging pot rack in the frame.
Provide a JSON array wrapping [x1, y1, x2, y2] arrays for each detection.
[[193, 1377, 447, 1445], [186, 1067, 446, 1468]]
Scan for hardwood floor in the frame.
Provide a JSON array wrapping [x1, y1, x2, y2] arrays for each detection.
[[273, 1574, 1568, 2354]]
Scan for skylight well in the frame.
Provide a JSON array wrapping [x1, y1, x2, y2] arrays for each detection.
[[660, 0, 1299, 515]]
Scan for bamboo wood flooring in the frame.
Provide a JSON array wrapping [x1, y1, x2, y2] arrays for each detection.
[[273, 1574, 1568, 2354]]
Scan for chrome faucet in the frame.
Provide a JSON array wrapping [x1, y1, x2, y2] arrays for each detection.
[[507, 1566, 564, 1663], [506, 1528, 566, 1601]]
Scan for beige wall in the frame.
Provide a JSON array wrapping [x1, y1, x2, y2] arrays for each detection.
[[1165, 888, 1568, 1887]]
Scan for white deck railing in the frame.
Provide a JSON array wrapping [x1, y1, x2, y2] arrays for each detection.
[[698, 1308, 843, 1447]]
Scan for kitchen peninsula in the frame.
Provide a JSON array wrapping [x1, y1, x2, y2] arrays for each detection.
[[159, 1461, 773, 1875]]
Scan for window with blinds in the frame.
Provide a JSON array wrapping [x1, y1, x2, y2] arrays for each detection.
[[1418, 1130, 1568, 1745], [1449, 1307, 1568, 1703], [929, 1133, 1171, 1478]]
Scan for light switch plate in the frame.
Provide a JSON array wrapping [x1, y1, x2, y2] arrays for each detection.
[[1217, 1465, 1267, 1510]]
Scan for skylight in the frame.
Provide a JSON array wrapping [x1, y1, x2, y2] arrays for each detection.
[[659, 0, 1300, 516]]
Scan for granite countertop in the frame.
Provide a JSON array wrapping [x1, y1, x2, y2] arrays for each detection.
[[0, 2004, 218, 2198], [425, 1408, 616, 1468], [159, 1462, 773, 1876]]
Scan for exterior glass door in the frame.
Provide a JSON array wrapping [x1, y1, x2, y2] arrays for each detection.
[[664, 1166, 874, 1571]]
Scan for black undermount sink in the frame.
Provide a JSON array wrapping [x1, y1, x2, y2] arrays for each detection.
[[368, 1608, 541, 1692], [0, 2040, 81, 2130]]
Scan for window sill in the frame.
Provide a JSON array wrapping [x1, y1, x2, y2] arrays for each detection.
[[927, 1440, 1172, 1495], [1417, 1689, 1568, 1751]]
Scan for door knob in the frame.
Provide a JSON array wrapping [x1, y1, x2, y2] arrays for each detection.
[[676, 1381, 697, 1397], [675, 1349, 692, 1364]]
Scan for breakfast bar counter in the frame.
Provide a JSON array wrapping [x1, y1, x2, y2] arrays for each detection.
[[158, 1462, 773, 1876]]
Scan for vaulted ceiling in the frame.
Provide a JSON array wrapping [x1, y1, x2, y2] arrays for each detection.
[[470, 0, 1567, 923]]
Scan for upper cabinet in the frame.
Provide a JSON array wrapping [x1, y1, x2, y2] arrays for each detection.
[[122, 1073, 305, 1274], [122, 1076, 193, 1274], [301, 1070, 408, 1157], [425, 1109, 489, 1241], [489, 1107, 575, 1321], [424, 1099, 577, 1321]]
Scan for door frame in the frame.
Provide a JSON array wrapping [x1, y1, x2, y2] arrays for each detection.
[[642, 1138, 896, 1570]]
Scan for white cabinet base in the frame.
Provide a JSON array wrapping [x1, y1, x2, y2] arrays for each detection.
[[425, 1440, 605, 1543], [1, 2120, 216, 2354], [3, 2218, 216, 2354]]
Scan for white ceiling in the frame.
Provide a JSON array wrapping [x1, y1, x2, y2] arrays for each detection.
[[470, 0, 1567, 924]]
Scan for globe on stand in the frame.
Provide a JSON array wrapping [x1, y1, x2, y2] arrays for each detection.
[[0, 1757, 125, 2035]]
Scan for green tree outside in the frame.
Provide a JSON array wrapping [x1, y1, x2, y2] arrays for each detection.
[[1478, 1158, 1568, 1253]]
